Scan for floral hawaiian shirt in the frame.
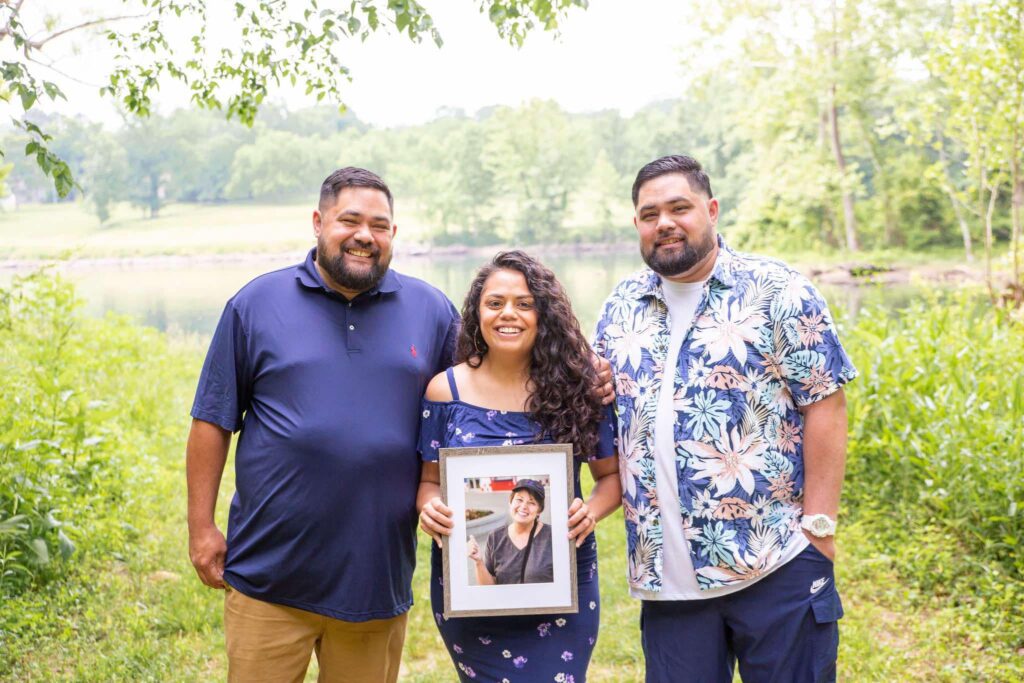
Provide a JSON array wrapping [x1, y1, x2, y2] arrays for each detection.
[[593, 236, 857, 592]]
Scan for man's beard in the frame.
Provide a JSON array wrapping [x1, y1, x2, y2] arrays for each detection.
[[641, 228, 716, 277], [317, 238, 390, 292]]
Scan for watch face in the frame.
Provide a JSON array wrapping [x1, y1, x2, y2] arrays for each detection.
[[812, 517, 830, 534]]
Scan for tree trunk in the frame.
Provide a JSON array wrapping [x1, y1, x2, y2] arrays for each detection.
[[828, 1, 858, 252], [948, 190, 974, 263], [1011, 158, 1022, 288], [149, 173, 161, 218], [828, 91, 859, 252], [984, 174, 998, 303], [938, 144, 973, 262]]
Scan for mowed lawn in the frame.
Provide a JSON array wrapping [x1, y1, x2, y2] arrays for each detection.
[[0, 201, 440, 260], [0, 200, 996, 272], [4, 452, 1011, 682]]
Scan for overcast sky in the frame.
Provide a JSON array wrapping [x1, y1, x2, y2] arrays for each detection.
[[7, 1, 697, 129]]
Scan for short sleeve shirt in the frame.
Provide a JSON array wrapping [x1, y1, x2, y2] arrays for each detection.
[[191, 249, 459, 621], [593, 236, 857, 593], [485, 524, 554, 585]]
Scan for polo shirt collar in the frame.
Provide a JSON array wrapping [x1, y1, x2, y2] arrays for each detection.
[[295, 248, 402, 297], [638, 233, 737, 300]]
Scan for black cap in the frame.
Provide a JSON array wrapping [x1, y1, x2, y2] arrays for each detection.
[[511, 479, 546, 510]]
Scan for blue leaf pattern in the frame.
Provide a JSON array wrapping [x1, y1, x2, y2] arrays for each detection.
[[593, 236, 857, 591]]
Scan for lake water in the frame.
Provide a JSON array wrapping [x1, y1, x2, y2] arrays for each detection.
[[5, 249, 922, 338]]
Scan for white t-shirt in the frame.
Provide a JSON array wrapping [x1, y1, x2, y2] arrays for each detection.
[[632, 273, 808, 601]]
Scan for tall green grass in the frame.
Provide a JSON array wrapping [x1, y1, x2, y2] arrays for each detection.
[[843, 294, 1024, 675], [0, 272, 198, 675]]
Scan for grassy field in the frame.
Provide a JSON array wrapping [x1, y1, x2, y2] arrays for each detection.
[[0, 201, 444, 260], [3, 451, 1019, 682]]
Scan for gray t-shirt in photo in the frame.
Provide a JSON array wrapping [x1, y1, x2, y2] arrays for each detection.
[[484, 524, 554, 584]]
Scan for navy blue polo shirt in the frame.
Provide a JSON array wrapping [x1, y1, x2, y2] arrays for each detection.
[[191, 248, 459, 621]]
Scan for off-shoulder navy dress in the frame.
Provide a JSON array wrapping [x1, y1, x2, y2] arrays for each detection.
[[418, 368, 618, 683]]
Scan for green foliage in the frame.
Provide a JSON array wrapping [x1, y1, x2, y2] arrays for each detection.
[[225, 129, 323, 201], [844, 293, 1024, 650], [481, 0, 588, 46], [0, 161, 11, 199], [482, 100, 590, 242], [0, 271, 192, 599], [0, 0, 588, 198], [0, 51, 73, 197], [81, 132, 129, 224]]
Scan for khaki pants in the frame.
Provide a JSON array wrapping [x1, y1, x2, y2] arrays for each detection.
[[224, 587, 408, 683]]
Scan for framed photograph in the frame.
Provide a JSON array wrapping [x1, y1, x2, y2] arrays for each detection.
[[439, 444, 578, 618]]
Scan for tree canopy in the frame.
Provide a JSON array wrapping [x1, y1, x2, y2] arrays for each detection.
[[0, 0, 589, 197]]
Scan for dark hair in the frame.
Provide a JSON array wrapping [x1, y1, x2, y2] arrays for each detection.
[[631, 155, 713, 206], [319, 167, 394, 213], [457, 251, 602, 457]]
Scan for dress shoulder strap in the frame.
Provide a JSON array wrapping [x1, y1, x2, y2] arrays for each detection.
[[445, 366, 461, 401]]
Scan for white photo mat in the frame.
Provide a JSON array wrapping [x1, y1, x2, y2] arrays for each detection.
[[440, 444, 578, 618]]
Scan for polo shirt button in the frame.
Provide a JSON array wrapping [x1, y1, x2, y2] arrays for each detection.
[[347, 303, 352, 308], [349, 324, 355, 331]]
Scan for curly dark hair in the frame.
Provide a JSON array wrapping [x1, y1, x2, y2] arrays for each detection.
[[457, 251, 603, 457]]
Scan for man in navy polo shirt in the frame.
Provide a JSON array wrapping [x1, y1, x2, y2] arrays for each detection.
[[186, 167, 459, 682]]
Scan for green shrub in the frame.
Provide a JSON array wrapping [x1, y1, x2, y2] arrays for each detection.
[[844, 293, 1024, 646], [0, 272, 192, 599]]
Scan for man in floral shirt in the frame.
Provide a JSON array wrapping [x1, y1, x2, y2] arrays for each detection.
[[594, 155, 857, 682]]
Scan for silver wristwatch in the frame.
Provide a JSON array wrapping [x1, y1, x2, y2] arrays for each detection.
[[800, 514, 837, 538]]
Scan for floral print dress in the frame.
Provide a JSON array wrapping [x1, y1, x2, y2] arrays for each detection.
[[418, 368, 617, 683]]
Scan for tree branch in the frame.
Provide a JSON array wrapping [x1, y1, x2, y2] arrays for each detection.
[[25, 14, 149, 51], [25, 52, 104, 88], [0, 0, 28, 41]]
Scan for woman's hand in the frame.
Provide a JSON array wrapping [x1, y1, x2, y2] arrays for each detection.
[[567, 497, 597, 548], [419, 496, 454, 548], [467, 536, 483, 563]]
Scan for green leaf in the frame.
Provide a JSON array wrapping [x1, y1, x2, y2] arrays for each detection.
[[19, 88, 37, 111], [57, 530, 76, 561], [29, 538, 50, 565], [0, 515, 29, 537], [42, 81, 66, 101]]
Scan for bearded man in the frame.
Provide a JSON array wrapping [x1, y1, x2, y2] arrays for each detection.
[[594, 155, 858, 683], [186, 167, 459, 682]]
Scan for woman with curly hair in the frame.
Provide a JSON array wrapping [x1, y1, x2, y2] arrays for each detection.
[[417, 250, 621, 682]]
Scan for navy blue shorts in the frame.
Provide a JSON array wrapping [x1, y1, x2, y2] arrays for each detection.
[[641, 545, 843, 683]]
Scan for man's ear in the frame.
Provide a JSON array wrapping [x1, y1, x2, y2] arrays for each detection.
[[708, 198, 720, 226], [313, 209, 323, 237], [392, 223, 398, 238]]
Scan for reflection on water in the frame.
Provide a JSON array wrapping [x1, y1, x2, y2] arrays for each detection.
[[6, 250, 933, 338]]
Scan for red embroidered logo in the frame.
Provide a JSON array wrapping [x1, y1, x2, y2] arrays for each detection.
[[410, 344, 418, 358]]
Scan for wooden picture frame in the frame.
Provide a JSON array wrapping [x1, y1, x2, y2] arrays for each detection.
[[439, 444, 578, 618]]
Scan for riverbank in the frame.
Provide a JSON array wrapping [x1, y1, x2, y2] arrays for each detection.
[[0, 242, 998, 288], [0, 200, 1009, 288]]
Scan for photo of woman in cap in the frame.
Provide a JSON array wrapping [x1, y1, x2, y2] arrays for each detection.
[[416, 250, 621, 682], [468, 478, 553, 585]]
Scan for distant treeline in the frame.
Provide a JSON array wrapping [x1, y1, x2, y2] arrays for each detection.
[[1, 0, 1022, 261], [0, 98, 959, 251]]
